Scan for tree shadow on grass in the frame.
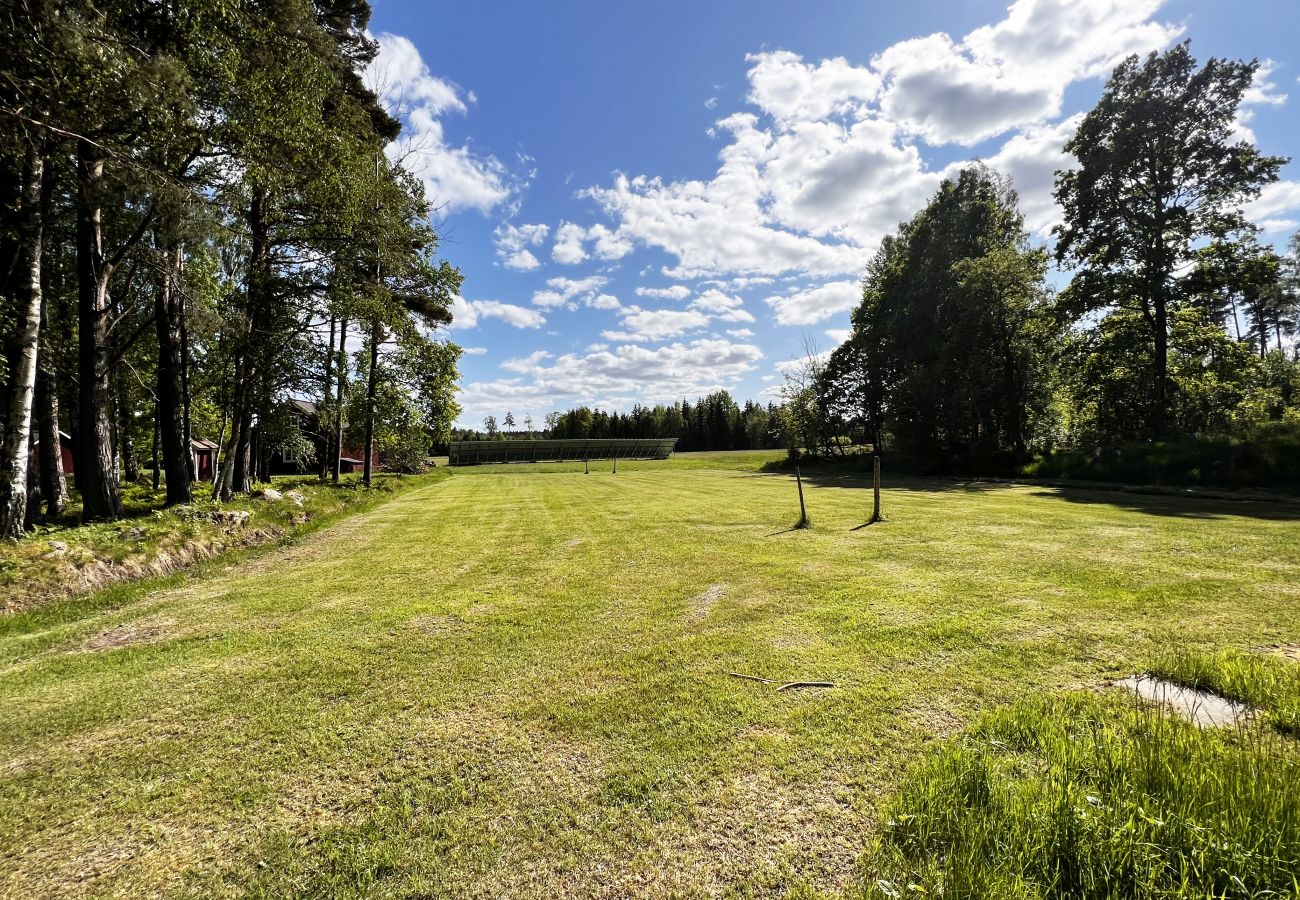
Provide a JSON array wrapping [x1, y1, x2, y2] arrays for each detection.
[[748, 467, 1007, 495], [1027, 486, 1300, 521], [750, 465, 1300, 522]]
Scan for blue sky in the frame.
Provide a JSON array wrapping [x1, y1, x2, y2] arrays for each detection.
[[365, 0, 1300, 428]]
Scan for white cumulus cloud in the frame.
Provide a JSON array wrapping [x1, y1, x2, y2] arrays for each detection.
[[458, 339, 765, 423], [552, 222, 589, 264], [453, 298, 546, 329], [603, 306, 711, 342], [765, 281, 861, 326], [494, 222, 550, 271], [532, 275, 611, 309], [368, 33, 515, 213]]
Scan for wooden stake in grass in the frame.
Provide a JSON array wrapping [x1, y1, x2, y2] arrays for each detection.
[[795, 462, 810, 529], [870, 455, 882, 524], [612, 457, 617, 474], [584, 458, 589, 475]]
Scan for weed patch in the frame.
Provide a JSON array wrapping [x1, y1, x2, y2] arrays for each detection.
[[859, 687, 1300, 899]]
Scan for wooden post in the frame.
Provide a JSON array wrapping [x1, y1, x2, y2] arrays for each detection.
[[870, 455, 882, 524], [795, 463, 809, 528], [612, 457, 617, 474], [584, 458, 589, 475]]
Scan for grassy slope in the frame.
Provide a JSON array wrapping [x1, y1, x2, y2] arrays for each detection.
[[1, 473, 445, 612], [1, 451, 1297, 898]]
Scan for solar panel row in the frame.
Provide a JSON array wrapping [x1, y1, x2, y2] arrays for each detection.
[[448, 438, 677, 466]]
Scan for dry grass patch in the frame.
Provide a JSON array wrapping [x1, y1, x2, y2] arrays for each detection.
[[79, 615, 179, 652], [652, 770, 871, 896], [1256, 643, 1300, 662], [688, 582, 727, 619], [411, 613, 464, 635]]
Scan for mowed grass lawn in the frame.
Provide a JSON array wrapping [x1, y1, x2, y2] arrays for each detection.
[[2, 451, 1297, 898]]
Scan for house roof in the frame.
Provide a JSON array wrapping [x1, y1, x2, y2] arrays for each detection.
[[191, 438, 220, 451], [290, 398, 318, 416], [30, 430, 72, 447]]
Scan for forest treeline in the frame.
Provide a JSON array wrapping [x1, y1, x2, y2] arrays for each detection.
[[458, 394, 789, 453], [0, 1, 464, 539]]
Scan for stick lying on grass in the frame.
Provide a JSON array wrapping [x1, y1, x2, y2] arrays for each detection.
[[729, 672, 778, 684], [728, 672, 836, 690]]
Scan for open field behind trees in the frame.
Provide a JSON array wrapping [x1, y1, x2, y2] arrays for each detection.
[[2, 452, 1299, 898]]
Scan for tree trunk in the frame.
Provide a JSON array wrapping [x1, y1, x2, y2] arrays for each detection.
[[117, 375, 139, 484], [211, 409, 227, 487], [36, 365, 67, 518], [178, 256, 194, 481], [230, 185, 270, 496], [230, 401, 253, 497], [215, 349, 242, 499], [151, 397, 161, 491], [1151, 296, 1169, 438], [74, 141, 123, 521], [363, 320, 381, 487], [155, 240, 192, 505], [333, 317, 348, 483], [0, 144, 46, 539], [320, 314, 335, 479]]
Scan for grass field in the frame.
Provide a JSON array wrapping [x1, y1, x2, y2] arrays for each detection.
[[1, 451, 1298, 898]]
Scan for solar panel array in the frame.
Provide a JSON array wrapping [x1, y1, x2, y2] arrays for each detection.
[[448, 438, 677, 466]]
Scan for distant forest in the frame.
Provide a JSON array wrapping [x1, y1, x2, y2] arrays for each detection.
[[454, 393, 787, 452]]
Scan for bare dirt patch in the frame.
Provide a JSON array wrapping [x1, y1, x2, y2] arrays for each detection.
[[689, 583, 726, 619], [79, 616, 177, 652], [563, 538, 586, 549], [1255, 643, 1300, 662], [411, 614, 463, 635]]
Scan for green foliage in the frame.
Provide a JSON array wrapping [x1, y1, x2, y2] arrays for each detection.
[[824, 165, 1055, 461], [538, 391, 784, 452], [1024, 422, 1300, 492], [809, 46, 1299, 479]]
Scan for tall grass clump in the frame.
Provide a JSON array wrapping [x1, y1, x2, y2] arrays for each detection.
[[860, 689, 1300, 899]]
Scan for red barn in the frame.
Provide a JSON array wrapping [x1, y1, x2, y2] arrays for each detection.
[[29, 431, 75, 475]]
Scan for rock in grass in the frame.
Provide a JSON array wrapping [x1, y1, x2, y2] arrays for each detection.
[[257, 488, 283, 502], [210, 510, 251, 528], [1115, 675, 1254, 728], [284, 490, 306, 507]]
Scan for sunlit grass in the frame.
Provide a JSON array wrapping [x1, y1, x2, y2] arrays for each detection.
[[859, 686, 1300, 899], [1, 451, 1296, 897]]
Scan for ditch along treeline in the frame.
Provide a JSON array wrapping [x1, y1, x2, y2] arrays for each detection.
[[0, 1, 464, 541]]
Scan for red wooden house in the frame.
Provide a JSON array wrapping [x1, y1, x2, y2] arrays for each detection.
[[29, 431, 75, 475], [31, 433, 218, 481], [268, 399, 379, 475]]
